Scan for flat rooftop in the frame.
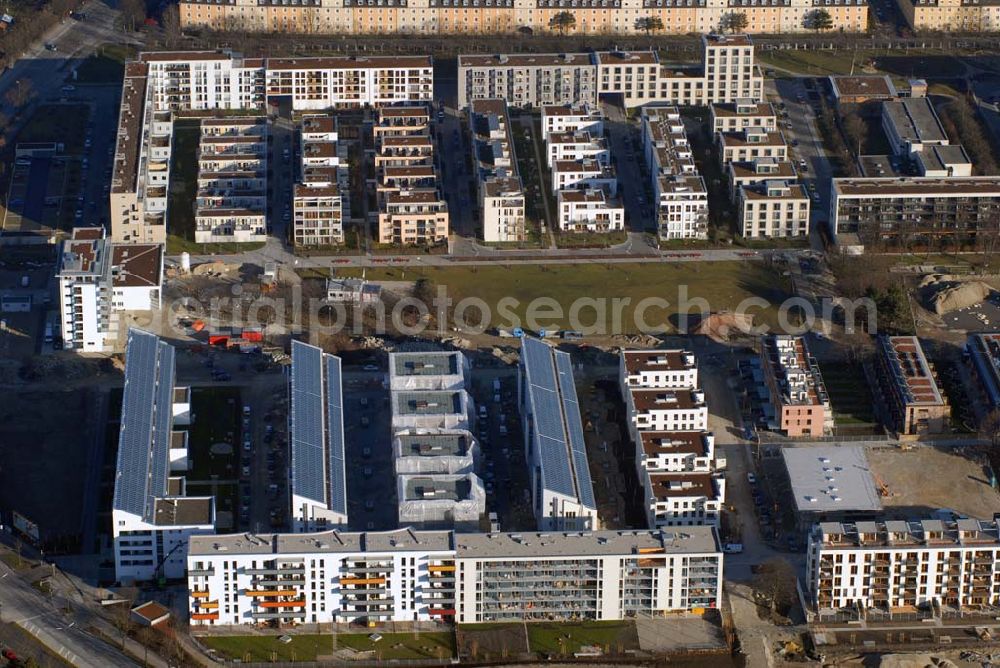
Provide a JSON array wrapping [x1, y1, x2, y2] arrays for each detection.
[[630, 388, 704, 411], [394, 391, 463, 416], [647, 473, 719, 501], [392, 352, 461, 377], [622, 349, 696, 375], [188, 528, 455, 556], [829, 75, 897, 100], [402, 475, 472, 502], [456, 527, 718, 558], [639, 431, 712, 458], [396, 432, 472, 458], [967, 332, 1000, 409], [877, 335, 945, 406], [882, 97, 948, 147], [834, 176, 1000, 197], [814, 517, 1000, 550], [459, 52, 594, 69], [781, 445, 883, 514], [111, 244, 162, 288]]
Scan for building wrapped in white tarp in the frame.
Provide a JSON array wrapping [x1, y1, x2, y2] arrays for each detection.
[[397, 473, 486, 532], [393, 429, 479, 475]]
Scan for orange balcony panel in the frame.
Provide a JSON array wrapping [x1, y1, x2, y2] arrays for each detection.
[[191, 612, 219, 621], [258, 600, 306, 609], [199, 601, 219, 609], [191, 591, 210, 599], [245, 590, 299, 597], [428, 565, 456, 573], [428, 608, 456, 616], [340, 577, 386, 586]]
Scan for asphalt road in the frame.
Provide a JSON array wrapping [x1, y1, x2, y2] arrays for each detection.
[[0, 1, 134, 122], [0, 561, 139, 668]]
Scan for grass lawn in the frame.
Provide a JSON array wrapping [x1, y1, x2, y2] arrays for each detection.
[[818, 362, 876, 426], [335, 261, 792, 334], [74, 43, 136, 84], [186, 387, 241, 481], [554, 230, 627, 248], [202, 632, 455, 662], [758, 49, 869, 76], [19, 104, 90, 154], [527, 621, 639, 655]]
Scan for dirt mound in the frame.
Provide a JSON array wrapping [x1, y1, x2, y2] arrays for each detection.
[[692, 311, 754, 342], [191, 261, 241, 277], [920, 275, 994, 315]]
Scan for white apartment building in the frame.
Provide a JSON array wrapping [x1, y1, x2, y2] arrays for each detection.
[[541, 104, 604, 136], [737, 180, 810, 239], [552, 158, 618, 195], [807, 518, 1000, 615], [112, 51, 433, 244], [710, 100, 777, 133], [728, 158, 798, 200], [114, 330, 215, 583], [556, 189, 624, 233], [288, 341, 349, 532], [625, 388, 708, 441], [641, 106, 708, 240], [458, 35, 762, 111], [545, 131, 610, 168], [57, 228, 163, 353], [195, 117, 268, 244], [718, 127, 788, 166], [457, 53, 598, 109], [636, 431, 716, 473], [644, 472, 725, 529], [519, 336, 598, 531], [187, 528, 723, 626], [620, 349, 698, 391], [469, 99, 526, 243]]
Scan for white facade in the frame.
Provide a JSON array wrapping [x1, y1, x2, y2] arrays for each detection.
[[710, 100, 777, 133], [187, 528, 722, 626], [718, 127, 788, 166], [626, 389, 708, 438], [57, 228, 163, 353], [469, 99, 526, 243], [641, 106, 708, 240], [807, 518, 1000, 614], [620, 349, 698, 391], [541, 104, 604, 136], [737, 181, 810, 238], [552, 159, 618, 195], [457, 53, 599, 109], [556, 189, 625, 233], [113, 330, 215, 584], [644, 473, 725, 528], [545, 131, 610, 168], [636, 431, 716, 473]]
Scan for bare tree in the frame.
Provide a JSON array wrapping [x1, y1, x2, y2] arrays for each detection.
[[161, 5, 182, 47], [752, 558, 797, 615], [5, 79, 35, 110], [120, 0, 146, 32], [980, 408, 1000, 449]]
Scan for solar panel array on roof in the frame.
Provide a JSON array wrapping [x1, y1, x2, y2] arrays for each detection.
[[291, 341, 326, 505], [325, 354, 347, 515], [521, 337, 577, 500], [555, 351, 597, 510], [113, 329, 175, 521]]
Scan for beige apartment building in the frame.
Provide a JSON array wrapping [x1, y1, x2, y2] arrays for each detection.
[[760, 335, 833, 437], [469, 99, 526, 243], [179, 0, 867, 36], [898, 0, 1000, 31]]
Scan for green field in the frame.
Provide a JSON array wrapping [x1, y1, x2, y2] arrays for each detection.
[[201, 632, 455, 662], [527, 621, 639, 656], [331, 261, 791, 335]]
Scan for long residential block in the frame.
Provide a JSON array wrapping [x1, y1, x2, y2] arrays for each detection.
[[186, 527, 723, 626], [807, 518, 1000, 615], [873, 335, 950, 435]]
